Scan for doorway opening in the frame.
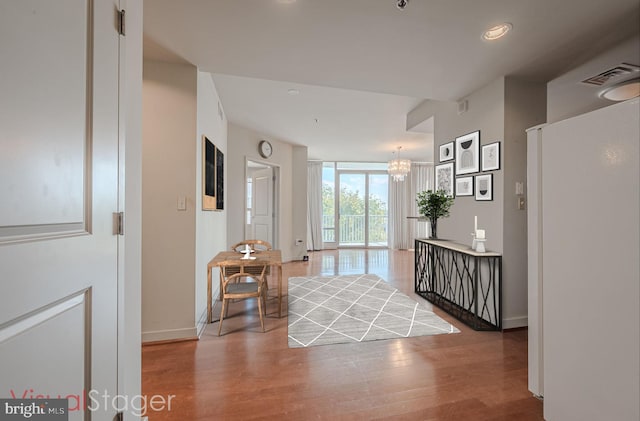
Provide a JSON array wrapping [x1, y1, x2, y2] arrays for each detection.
[[245, 159, 279, 248]]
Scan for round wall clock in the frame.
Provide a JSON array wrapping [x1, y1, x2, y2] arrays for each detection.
[[258, 140, 273, 158]]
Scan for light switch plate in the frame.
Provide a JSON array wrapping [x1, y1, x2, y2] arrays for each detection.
[[177, 196, 187, 211]]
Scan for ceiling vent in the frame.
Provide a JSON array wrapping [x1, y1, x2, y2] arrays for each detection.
[[581, 63, 640, 86]]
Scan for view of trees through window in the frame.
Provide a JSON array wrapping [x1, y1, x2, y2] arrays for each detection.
[[322, 163, 388, 247]]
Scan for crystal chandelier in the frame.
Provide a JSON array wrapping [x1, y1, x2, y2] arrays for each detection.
[[387, 146, 411, 182]]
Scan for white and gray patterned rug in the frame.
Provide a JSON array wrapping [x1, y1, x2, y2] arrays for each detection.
[[288, 274, 459, 348]]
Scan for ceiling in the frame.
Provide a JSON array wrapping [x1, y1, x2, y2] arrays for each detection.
[[143, 0, 639, 162]]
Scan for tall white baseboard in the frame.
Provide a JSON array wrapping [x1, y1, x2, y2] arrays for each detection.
[[502, 316, 528, 330], [196, 308, 209, 338], [142, 327, 198, 343]]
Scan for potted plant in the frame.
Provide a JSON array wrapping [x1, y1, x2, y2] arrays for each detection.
[[416, 190, 454, 239]]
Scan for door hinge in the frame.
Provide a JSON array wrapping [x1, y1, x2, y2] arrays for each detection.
[[114, 212, 124, 236], [118, 9, 126, 36]]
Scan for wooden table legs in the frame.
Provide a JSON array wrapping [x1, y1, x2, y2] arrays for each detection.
[[277, 265, 283, 318]]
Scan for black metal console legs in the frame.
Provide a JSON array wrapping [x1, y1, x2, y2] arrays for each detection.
[[415, 239, 502, 331]]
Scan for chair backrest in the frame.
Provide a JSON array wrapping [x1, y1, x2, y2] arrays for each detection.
[[230, 239, 272, 252]]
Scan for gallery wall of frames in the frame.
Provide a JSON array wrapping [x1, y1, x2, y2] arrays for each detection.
[[435, 130, 501, 201]]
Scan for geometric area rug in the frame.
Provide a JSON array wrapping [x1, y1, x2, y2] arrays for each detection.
[[288, 274, 459, 348]]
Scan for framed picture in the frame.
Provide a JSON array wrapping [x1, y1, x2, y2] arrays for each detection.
[[455, 130, 480, 175], [202, 136, 224, 211], [482, 141, 501, 171], [435, 162, 455, 197], [215, 146, 224, 210], [455, 176, 474, 196], [202, 136, 217, 210], [475, 174, 493, 201], [439, 141, 454, 162]]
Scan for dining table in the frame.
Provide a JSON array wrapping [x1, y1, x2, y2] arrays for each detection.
[[207, 249, 283, 323]]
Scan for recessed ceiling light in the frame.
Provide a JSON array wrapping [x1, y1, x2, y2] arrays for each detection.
[[483, 23, 512, 41], [287, 88, 300, 95], [600, 78, 640, 101]]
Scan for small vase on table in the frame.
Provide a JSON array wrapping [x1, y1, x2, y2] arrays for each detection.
[[430, 218, 438, 239]]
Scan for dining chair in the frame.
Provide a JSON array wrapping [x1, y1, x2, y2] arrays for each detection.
[[230, 239, 272, 253], [228, 239, 273, 294], [218, 265, 268, 336]]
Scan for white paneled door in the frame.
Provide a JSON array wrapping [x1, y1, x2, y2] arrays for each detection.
[[252, 167, 274, 245], [0, 1, 122, 420]]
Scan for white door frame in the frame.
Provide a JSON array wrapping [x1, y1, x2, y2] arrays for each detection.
[[245, 158, 279, 248]]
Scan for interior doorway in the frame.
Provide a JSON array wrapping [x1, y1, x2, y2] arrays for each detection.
[[245, 159, 279, 248]]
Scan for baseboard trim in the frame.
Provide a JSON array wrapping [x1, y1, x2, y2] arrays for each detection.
[[142, 326, 198, 344], [196, 307, 209, 338], [142, 336, 198, 347], [502, 316, 528, 330]]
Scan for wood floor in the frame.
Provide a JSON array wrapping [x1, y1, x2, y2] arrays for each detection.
[[142, 249, 543, 420]]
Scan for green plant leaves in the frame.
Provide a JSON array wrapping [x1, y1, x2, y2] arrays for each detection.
[[416, 190, 455, 220]]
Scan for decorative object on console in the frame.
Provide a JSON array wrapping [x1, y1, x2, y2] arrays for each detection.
[[475, 173, 493, 201], [455, 130, 480, 175], [416, 190, 455, 239], [435, 162, 455, 197], [471, 216, 487, 252], [439, 141, 454, 162], [471, 215, 478, 249], [474, 229, 486, 252], [481, 141, 501, 171]]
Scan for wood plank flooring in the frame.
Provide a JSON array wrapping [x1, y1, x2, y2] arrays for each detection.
[[142, 249, 543, 420]]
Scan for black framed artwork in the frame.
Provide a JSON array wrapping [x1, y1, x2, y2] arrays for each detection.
[[215, 146, 224, 210], [455, 130, 480, 175], [456, 176, 474, 196], [203, 136, 216, 210], [435, 162, 455, 197], [475, 173, 493, 201], [439, 141, 454, 162], [481, 141, 501, 171], [202, 135, 224, 211]]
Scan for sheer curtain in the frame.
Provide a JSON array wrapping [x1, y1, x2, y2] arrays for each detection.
[[307, 161, 323, 251], [389, 163, 433, 249]]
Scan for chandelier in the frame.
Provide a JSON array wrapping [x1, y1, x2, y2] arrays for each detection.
[[387, 146, 411, 182]]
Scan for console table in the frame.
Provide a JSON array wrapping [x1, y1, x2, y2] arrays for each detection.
[[415, 239, 502, 331]]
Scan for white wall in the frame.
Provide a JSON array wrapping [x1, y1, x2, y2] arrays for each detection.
[[541, 99, 639, 421], [503, 78, 547, 327], [292, 146, 309, 260], [195, 71, 228, 335], [142, 60, 198, 342], [227, 123, 307, 262]]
